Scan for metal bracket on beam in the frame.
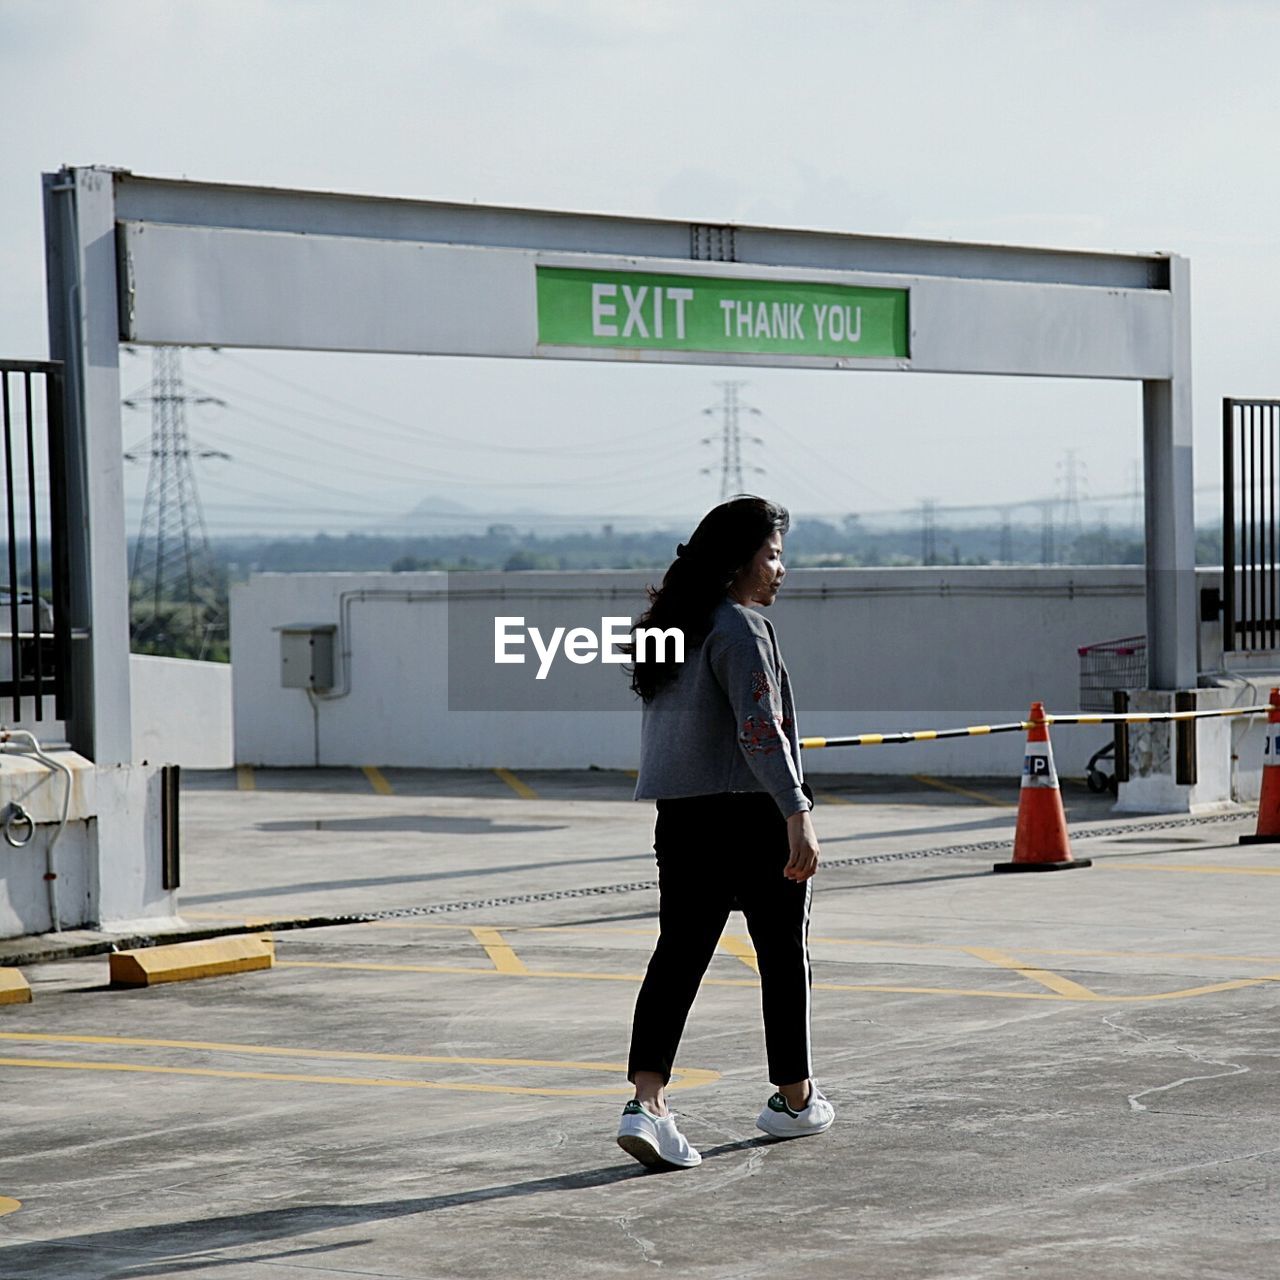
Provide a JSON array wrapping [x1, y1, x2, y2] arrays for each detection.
[[691, 223, 736, 262]]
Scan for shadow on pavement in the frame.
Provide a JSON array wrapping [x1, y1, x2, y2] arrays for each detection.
[[181, 850, 649, 906], [817, 869, 995, 892], [0, 1155, 720, 1278], [256, 815, 562, 835], [2, 1140, 786, 1277], [820, 815, 1015, 845]]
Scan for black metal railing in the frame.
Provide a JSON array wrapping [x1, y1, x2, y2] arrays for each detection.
[[0, 359, 71, 720], [1223, 398, 1280, 652]]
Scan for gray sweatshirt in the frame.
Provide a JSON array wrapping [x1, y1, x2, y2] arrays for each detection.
[[634, 597, 809, 817]]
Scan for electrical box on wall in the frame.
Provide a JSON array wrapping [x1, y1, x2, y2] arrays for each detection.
[[278, 623, 336, 691]]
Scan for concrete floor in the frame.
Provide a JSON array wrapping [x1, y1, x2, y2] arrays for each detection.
[[2, 768, 1278, 1278]]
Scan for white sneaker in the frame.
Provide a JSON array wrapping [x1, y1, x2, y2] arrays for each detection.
[[755, 1085, 835, 1139], [616, 1100, 702, 1169]]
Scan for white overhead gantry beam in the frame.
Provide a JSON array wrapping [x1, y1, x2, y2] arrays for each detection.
[[47, 167, 1197, 746]]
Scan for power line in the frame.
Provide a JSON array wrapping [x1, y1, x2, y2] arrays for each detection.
[[185, 384, 706, 493], [753, 409, 896, 509], [203, 353, 704, 459]]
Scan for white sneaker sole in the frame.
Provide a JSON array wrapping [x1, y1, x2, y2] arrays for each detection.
[[755, 1113, 835, 1139], [616, 1130, 702, 1169]]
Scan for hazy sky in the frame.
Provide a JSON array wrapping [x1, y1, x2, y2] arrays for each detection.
[[3, 0, 1278, 535]]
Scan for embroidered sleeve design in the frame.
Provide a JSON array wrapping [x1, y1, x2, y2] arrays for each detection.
[[740, 714, 784, 755], [750, 671, 771, 704]]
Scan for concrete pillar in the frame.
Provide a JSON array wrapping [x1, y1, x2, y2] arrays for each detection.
[[38, 165, 173, 933], [1142, 254, 1197, 691]]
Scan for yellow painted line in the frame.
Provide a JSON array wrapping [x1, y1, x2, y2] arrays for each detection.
[[280, 959, 641, 981], [0, 1031, 718, 1096], [361, 765, 393, 796], [497, 924, 1280, 976], [0, 1056, 635, 1097], [110, 936, 274, 987], [356, 920, 639, 936], [963, 946, 1102, 1000], [1016, 945, 1280, 965], [813, 788, 855, 805], [912, 774, 1015, 808], [282, 957, 1059, 993], [0, 1030, 714, 1079], [809, 937, 1280, 966], [0, 969, 31, 1005], [1099, 864, 1280, 877], [818, 983, 1062, 1000], [470, 927, 528, 974], [624, 769, 638, 778], [1113, 975, 1280, 1001], [0, 1196, 19, 1217], [236, 764, 255, 791], [392, 922, 1280, 971], [274, 959, 1280, 1005], [718, 934, 759, 974], [494, 767, 537, 799]]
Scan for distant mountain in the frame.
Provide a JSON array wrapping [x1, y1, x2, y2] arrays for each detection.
[[387, 496, 685, 537], [403, 494, 477, 517]]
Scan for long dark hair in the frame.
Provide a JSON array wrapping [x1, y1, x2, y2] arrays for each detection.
[[629, 495, 790, 701]]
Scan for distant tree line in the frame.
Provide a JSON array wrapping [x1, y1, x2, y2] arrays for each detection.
[[201, 519, 1225, 579]]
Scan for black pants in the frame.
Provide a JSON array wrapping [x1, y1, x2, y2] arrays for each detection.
[[627, 791, 814, 1088]]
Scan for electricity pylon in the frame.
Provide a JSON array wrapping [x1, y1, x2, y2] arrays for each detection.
[[124, 346, 229, 655], [702, 381, 765, 499]]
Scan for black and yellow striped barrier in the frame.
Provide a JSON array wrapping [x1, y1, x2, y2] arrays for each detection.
[[800, 703, 1271, 750]]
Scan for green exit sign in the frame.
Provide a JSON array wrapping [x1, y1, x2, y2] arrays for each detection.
[[536, 266, 909, 360]]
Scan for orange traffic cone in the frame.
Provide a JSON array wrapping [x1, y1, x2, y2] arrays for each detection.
[[1240, 687, 1280, 845], [993, 702, 1092, 873]]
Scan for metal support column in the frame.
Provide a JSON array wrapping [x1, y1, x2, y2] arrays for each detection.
[[41, 167, 133, 762], [1143, 254, 1198, 690]]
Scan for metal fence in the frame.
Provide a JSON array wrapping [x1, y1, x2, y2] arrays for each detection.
[[1223, 397, 1280, 652], [0, 359, 71, 720]]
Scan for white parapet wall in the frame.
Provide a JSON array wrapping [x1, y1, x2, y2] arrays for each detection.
[[0, 653, 226, 938], [130, 654, 234, 770], [0, 750, 94, 937], [0, 752, 173, 938], [232, 566, 1173, 780]]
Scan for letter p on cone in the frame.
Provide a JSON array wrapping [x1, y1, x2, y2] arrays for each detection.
[[1240, 687, 1280, 844], [993, 702, 1092, 874]]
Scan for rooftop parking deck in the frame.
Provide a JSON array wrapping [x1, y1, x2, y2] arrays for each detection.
[[2, 769, 1277, 1279]]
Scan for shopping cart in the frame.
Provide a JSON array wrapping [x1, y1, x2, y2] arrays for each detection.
[[1077, 636, 1146, 793]]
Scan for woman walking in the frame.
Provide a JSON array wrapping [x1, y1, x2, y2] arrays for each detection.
[[616, 496, 834, 1170]]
